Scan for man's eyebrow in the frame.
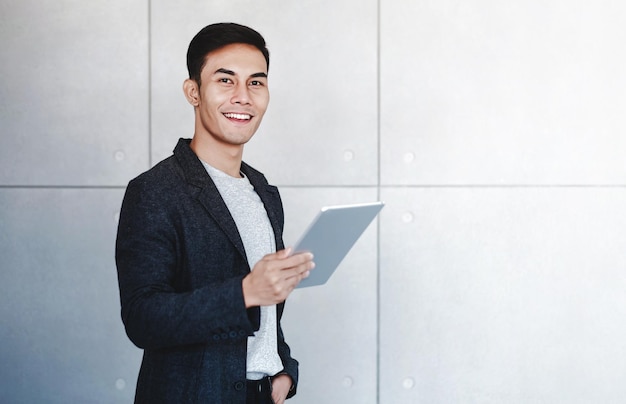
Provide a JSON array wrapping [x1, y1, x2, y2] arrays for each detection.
[[214, 68, 235, 76], [213, 68, 267, 79]]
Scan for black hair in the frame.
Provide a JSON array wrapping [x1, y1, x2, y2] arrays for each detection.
[[186, 22, 270, 86]]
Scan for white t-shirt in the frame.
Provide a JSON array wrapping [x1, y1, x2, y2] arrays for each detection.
[[202, 161, 283, 380]]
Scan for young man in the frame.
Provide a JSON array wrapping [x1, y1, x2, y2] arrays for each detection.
[[115, 23, 314, 404]]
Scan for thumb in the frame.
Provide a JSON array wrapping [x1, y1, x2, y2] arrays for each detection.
[[279, 247, 292, 258]]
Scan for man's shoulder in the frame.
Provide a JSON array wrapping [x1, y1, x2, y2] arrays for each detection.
[[128, 138, 193, 185], [130, 155, 179, 186]]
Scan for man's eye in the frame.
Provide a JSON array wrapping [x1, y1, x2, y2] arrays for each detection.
[[250, 80, 264, 86], [219, 78, 233, 84]]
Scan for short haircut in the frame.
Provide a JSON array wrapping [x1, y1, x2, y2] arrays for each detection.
[[186, 22, 270, 86]]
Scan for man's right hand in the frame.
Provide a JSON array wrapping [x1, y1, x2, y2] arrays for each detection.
[[242, 248, 315, 307]]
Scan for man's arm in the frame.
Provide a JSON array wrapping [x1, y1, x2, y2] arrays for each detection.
[[115, 178, 259, 350]]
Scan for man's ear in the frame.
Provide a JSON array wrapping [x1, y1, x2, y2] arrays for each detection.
[[183, 79, 200, 107]]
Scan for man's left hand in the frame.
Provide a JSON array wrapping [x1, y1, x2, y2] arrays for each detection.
[[271, 374, 292, 404]]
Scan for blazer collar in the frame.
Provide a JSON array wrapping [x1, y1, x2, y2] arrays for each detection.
[[241, 161, 285, 251], [173, 138, 283, 260]]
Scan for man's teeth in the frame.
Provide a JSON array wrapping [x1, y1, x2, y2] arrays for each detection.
[[224, 113, 251, 120]]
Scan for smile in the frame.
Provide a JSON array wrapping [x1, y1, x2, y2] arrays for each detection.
[[223, 113, 252, 120]]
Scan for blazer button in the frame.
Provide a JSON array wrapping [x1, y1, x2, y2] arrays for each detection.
[[229, 331, 238, 338], [221, 333, 228, 339], [234, 381, 245, 391]]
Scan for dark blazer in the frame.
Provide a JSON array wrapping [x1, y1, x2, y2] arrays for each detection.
[[115, 138, 298, 403]]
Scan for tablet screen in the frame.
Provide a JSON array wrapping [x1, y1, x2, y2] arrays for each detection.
[[292, 201, 384, 288]]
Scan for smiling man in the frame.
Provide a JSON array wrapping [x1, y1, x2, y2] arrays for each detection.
[[115, 23, 314, 404]]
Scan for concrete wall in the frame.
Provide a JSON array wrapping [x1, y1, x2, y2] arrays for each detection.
[[2, 1, 625, 402]]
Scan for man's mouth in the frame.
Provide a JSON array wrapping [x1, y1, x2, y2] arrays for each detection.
[[223, 113, 252, 121]]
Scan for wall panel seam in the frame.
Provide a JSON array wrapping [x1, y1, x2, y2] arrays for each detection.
[[148, 0, 153, 168], [378, 184, 626, 189], [376, 0, 382, 402], [0, 186, 127, 190]]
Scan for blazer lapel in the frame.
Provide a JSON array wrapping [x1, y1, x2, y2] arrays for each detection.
[[241, 162, 285, 251], [173, 139, 247, 261]]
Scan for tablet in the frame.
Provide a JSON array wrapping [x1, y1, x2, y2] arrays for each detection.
[[292, 201, 384, 288]]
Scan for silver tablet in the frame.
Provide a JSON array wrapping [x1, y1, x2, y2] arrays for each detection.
[[292, 201, 384, 288]]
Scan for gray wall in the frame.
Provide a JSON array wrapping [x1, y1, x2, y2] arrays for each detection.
[[1, 1, 625, 403]]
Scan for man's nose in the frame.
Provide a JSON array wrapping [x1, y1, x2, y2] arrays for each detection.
[[231, 82, 251, 105]]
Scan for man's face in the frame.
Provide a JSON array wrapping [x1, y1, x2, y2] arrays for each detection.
[[193, 43, 269, 147]]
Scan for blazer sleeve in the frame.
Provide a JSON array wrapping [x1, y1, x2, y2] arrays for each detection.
[[276, 305, 299, 398], [115, 176, 260, 350]]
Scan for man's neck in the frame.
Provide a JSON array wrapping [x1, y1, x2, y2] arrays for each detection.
[[189, 135, 244, 178]]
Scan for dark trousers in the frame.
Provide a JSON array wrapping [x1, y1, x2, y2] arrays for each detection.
[[246, 377, 274, 404]]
